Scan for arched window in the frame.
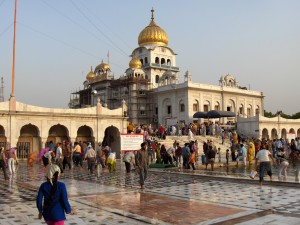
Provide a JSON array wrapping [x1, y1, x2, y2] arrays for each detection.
[[144, 57, 148, 64], [203, 100, 210, 112], [140, 59, 143, 64], [179, 100, 185, 112], [155, 75, 159, 83], [161, 58, 166, 65], [167, 59, 171, 65], [193, 100, 199, 112], [155, 57, 159, 64]]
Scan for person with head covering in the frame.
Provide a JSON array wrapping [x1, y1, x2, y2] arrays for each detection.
[[0, 147, 9, 180], [135, 142, 149, 189], [247, 141, 255, 165], [84, 143, 96, 174], [107, 150, 116, 173], [36, 164, 76, 224]]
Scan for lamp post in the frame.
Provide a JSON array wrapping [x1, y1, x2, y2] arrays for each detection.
[[276, 110, 282, 139]]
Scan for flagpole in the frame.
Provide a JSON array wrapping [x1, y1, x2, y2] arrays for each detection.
[[107, 50, 109, 65], [11, 0, 18, 97]]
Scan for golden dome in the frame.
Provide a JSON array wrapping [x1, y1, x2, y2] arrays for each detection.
[[129, 56, 142, 68], [138, 8, 168, 46], [86, 66, 95, 80], [95, 60, 110, 71]]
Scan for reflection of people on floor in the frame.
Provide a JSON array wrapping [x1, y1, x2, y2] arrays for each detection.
[[27, 151, 37, 167]]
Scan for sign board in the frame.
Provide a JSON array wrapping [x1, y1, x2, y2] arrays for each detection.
[[166, 117, 178, 126], [286, 133, 296, 142], [120, 134, 144, 151]]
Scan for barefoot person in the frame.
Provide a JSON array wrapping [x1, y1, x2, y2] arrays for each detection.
[[255, 144, 275, 186], [135, 142, 149, 189]]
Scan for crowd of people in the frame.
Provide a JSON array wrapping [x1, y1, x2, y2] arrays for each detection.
[[0, 121, 299, 223]]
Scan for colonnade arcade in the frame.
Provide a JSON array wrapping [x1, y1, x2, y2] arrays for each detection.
[[261, 127, 300, 141], [0, 123, 120, 159]]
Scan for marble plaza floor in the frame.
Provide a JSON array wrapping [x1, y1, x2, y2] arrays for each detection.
[[1, 161, 300, 225]]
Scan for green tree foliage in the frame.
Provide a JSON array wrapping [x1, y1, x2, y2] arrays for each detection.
[[264, 110, 300, 119]]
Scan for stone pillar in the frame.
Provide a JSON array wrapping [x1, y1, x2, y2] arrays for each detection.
[[41, 137, 48, 149]]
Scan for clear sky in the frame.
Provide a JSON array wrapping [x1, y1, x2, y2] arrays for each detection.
[[0, 0, 299, 114]]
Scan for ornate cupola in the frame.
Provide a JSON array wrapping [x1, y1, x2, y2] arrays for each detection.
[[138, 8, 168, 46]]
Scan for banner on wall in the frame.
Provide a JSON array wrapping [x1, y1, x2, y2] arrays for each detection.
[[120, 134, 144, 151], [166, 117, 178, 126]]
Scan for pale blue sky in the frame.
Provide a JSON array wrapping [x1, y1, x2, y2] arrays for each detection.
[[0, 0, 299, 114]]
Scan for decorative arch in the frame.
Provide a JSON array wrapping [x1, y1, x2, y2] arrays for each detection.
[[18, 123, 41, 159], [255, 105, 260, 115], [239, 103, 244, 116], [0, 125, 6, 149], [77, 125, 94, 145], [102, 126, 121, 158], [48, 124, 69, 144], [214, 101, 220, 111], [162, 98, 172, 117], [281, 128, 287, 139], [0, 125, 5, 136], [20, 124, 40, 137], [155, 57, 159, 64], [271, 128, 277, 140], [167, 59, 171, 65], [262, 128, 269, 140], [203, 100, 210, 112], [155, 75, 160, 83], [247, 104, 253, 117], [289, 128, 295, 134], [226, 99, 235, 112], [179, 99, 185, 113]]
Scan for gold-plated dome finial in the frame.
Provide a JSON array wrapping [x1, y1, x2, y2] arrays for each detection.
[[86, 66, 95, 81], [151, 7, 154, 22], [138, 8, 168, 46], [129, 55, 142, 69], [95, 59, 110, 71]]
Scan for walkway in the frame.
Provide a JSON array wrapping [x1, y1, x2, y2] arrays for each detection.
[[0, 160, 300, 225]]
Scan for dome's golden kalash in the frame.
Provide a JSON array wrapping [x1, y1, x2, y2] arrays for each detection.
[[95, 60, 110, 71], [129, 56, 142, 68], [86, 67, 96, 80], [138, 8, 168, 46]]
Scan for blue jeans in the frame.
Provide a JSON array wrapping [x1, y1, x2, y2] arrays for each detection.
[[259, 161, 272, 182]]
